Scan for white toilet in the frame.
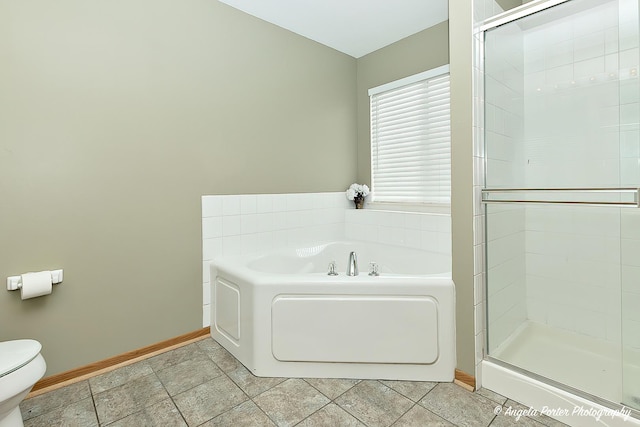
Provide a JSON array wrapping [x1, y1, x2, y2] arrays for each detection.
[[0, 340, 46, 427]]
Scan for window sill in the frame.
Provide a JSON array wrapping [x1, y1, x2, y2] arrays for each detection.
[[363, 202, 451, 215]]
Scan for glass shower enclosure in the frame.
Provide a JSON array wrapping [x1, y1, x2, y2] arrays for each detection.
[[483, 0, 640, 413]]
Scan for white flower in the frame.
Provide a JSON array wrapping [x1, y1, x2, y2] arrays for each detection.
[[346, 188, 357, 200], [345, 183, 370, 200]]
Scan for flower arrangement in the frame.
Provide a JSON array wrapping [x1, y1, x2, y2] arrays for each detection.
[[346, 183, 370, 209]]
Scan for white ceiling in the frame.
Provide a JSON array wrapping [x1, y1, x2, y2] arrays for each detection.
[[218, 0, 449, 58]]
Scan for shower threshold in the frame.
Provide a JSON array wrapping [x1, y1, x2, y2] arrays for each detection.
[[491, 321, 640, 406]]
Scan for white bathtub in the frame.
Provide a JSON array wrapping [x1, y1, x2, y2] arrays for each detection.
[[209, 240, 456, 381]]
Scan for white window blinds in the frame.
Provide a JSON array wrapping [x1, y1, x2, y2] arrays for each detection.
[[369, 65, 451, 204]]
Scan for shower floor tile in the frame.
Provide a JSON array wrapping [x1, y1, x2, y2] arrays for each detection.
[[20, 337, 569, 427]]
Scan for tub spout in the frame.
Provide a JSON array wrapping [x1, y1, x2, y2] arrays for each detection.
[[347, 251, 359, 276]]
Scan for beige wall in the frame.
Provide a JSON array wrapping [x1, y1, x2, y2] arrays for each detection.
[[355, 21, 450, 185], [449, 0, 476, 375], [1, 0, 475, 379], [0, 0, 357, 375]]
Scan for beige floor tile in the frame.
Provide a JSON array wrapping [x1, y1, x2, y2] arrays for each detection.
[[198, 339, 242, 373], [94, 373, 169, 425], [297, 403, 365, 427], [156, 354, 222, 396], [226, 364, 286, 398], [23, 397, 98, 427], [104, 398, 187, 427], [89, 361, 154, 394], [475, 387, 507, 405], [173, 374, 248, 426], [19, 340, 558, 427], [380, 380, 437, 402], [393, 404, 455, 427], [304, 378, 360, 399], [148, 343, 207, 372], [21, 381, 92, 421], [335, 380, 413, 427], [202, 400, 276, 427], [253, 378, 330, 427], [419, 383, 497, 427]]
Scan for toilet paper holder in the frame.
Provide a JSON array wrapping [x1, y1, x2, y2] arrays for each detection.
[[6, 270, 63, 291]]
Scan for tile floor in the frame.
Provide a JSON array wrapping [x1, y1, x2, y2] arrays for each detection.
[[20, 337, 568, 427]]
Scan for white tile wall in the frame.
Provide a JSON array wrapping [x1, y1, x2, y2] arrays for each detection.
[[473, 28, 488, 384], [474, 0, 505, 25], [202, 192, 453, 327], [344, 210, 451, 255], [524, 206, 623, 343], [622, 209, 640, 351], [486, 205, 527, 353], [518, 0, 640, 347], [202, 192, 350, 326], [522, 1, 633, 189]]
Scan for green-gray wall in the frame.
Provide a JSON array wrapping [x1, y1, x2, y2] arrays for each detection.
[[449, 0, 476, 375], [2, 0, 475, 379], [356, 21, 450, 185], [0, 0, 357, 375]]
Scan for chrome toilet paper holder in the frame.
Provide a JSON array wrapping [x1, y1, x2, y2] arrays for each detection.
[[6, 270, 64, 291]]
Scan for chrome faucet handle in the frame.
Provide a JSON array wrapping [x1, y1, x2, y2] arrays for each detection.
[[368, 262, 379, 276], [328, 261, 338, 276]]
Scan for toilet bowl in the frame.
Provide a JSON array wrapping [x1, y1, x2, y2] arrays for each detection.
[[0, 340, 46, 427]]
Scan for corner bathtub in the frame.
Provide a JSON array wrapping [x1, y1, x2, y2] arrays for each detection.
[[209, 241, 456, 381]]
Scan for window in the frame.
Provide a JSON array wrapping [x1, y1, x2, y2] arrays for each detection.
[[369, 65, 451, 205]]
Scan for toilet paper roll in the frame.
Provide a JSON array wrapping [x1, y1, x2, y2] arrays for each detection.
[[21, 271, 52, 300]]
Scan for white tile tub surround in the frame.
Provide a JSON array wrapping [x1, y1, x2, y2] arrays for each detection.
[[344, 209, 451, 255], [202, 192, 350, 326], [202, 193, 453, 327]]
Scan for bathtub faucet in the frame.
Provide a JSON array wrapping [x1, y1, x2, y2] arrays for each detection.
[[347, 251, 359, 276]]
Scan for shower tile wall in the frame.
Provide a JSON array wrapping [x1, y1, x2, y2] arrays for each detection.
[[201, 193, 453, 328], [617, 0, 640, 357], [522, 2, 623, 189], [525, 206, 623, 342], [478, 0, 640, 398], [474, 0, 510, 24], [622, 210, 640, 351], [522, 0, 640, 346], [482, 0, 640, 354], [473, 27, 486, 384]]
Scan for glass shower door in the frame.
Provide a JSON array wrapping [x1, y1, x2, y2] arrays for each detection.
[[620, 0, 640, 409], [483, 0, 640, 411], [622, 207, 640, 409]]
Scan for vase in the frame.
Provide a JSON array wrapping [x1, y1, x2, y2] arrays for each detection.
[[354, 196, 364, 209]]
